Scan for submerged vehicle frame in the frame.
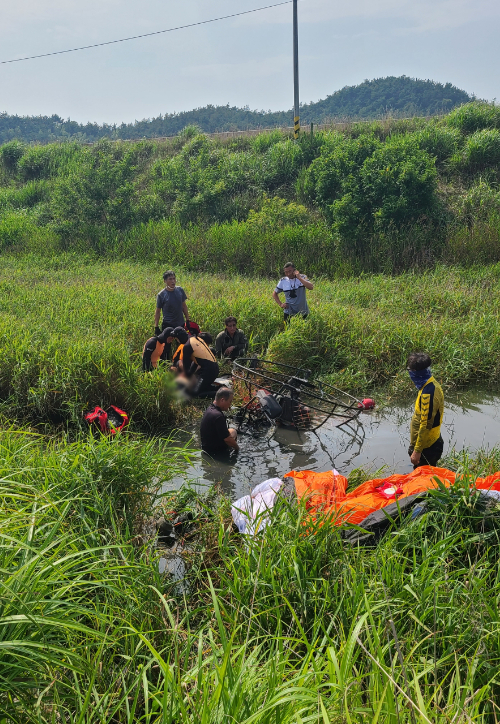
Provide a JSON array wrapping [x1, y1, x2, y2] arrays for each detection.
[[231, 358, 362, 432]]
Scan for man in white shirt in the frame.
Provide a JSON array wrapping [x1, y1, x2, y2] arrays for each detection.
[[272, 262, 314, 322]]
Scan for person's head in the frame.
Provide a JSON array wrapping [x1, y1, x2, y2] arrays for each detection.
[[158, 327, 174, 344], [199, 332, 213, 345], [214, 386, 233, 411], [283, 262, 296, 279], [407, 352, 432, 372], [172, 326, 189, 344], [224, 316, 237, 334], [163, 270, 176, 288]]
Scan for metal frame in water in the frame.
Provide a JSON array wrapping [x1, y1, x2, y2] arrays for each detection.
[[231, 358, 362, 432]]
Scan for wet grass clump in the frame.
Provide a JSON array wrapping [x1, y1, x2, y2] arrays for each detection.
[[5, 433, 500, 721]]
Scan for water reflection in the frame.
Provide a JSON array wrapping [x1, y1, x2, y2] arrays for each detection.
[[169, 387, 500, 500]]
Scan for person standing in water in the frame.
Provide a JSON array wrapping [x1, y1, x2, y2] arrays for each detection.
[[407, 352, 444, 468], [272, 262, 313, 323]]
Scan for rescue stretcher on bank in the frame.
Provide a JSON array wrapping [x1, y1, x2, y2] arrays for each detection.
[[231, 358, 362, 432]]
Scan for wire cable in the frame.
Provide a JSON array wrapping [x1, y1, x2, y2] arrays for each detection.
[[1, 0, 293, 65]]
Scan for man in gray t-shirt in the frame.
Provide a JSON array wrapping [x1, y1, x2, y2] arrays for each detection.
[[273, 262, 314, 322], [154, 271, 190, 357]]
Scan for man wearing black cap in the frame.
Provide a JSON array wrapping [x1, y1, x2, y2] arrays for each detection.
[[172, 327, 219, 396], [142, 327, 175, 372]]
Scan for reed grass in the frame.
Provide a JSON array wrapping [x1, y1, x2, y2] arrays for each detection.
[[0, 254, 499, 430], [2, 429, 500, 721]]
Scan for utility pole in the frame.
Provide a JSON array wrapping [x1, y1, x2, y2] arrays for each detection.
[[293, 0, 300, 139]]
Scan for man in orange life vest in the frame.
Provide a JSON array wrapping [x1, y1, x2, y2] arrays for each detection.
[[172, 326, 219, 396], [142, 327, 175, 372]]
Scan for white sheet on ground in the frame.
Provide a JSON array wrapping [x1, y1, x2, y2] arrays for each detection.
[[231, 478, 284, 536]]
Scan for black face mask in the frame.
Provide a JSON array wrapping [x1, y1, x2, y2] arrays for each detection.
[[289, 289, 297, 299]]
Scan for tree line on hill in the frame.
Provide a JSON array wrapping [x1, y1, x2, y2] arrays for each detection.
[[0, 76, 473, 144]]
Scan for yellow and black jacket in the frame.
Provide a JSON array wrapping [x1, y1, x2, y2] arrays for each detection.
[[410, 376, 444, 452]]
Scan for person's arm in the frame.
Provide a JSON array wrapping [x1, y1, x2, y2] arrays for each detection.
[[214, 415, 238, 450], [224, 433, 239, 450], [234, 331, 248, 354], [154, 307, 161, 334], [214, 333, 224, 356], [295, 271, 313, 290], [273, 289, 287, 310], [142, 338, 156, 372], [182, 301, 189, 322]]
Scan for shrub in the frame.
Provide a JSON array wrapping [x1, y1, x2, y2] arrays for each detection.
[[414, 125, 462, 163], [0, 140, 26, 172], [302, 134, 379, 213], [305, 135, 438, 243], [446, 101, 500, 134], [17, 145, 54, 180], [246, 195, 311, 230], [456, 129, 500, 173], [456, 180, 500, 225], [251, 129, 284, 153]]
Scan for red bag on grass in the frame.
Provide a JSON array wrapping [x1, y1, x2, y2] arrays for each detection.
[[84, 405, 129, 435]]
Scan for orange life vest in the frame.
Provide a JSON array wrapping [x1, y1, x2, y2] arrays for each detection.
[[172, 343, 184, 365], [143, 339, 165, 369]]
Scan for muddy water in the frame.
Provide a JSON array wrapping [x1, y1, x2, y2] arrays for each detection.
[[166, 387, 500, 500]]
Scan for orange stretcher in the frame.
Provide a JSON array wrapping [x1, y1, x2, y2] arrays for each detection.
[[284, 466, 500, 526]]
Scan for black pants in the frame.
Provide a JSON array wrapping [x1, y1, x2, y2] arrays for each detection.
[[221, 347, 245, 360], [191, 361, 220, 397], [409, 435, 444, 469], [161, 320, 179, 360], [284, 313, 308, 324]]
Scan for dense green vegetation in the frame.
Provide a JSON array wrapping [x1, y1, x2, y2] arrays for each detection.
[[2, 101, 500, 275], [2, 428, 500, 721], [2, 96, 500, 722], [0, 256, 499, 431], [0, 76, 472, 143]]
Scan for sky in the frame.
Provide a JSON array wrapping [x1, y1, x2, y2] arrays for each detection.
[[0, 0, 499, 124]]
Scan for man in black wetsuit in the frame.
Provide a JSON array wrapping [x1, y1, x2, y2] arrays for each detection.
[[142, 327, 174, 372], [172, 327, 220, 396], [200, 387, 238, 455]]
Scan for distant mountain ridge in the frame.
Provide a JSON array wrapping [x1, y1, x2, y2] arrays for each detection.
[[0, 76, 473, 144]]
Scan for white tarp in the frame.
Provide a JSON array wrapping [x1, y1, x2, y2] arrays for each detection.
[[231, 478, 284, 536]]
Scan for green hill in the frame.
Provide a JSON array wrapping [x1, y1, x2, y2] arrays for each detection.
[[0, 76, 473, 143]]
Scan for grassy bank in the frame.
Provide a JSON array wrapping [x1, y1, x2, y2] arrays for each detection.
[[2, 427, 500, 721], [2, 103, 500, 275], [0, 255, 499, 429]]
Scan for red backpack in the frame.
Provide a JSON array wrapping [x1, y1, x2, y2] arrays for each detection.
[[84, 405, 129, 435], [184, 320, 200, 336]]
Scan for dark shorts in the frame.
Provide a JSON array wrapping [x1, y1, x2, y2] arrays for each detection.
[[284, 313, 308, 324], [409, 435, 444, 469]]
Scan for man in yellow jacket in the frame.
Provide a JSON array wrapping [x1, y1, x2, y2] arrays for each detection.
[[407, 352, 444, 469]]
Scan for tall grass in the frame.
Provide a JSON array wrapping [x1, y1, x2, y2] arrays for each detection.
[[4, 431, 500, 721], [0, 255, 498, 430]]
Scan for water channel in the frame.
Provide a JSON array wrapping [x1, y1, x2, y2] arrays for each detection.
[[167, 387, 500, 500]]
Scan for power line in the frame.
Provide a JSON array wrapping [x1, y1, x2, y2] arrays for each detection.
[[1, 0, 293, 65]]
